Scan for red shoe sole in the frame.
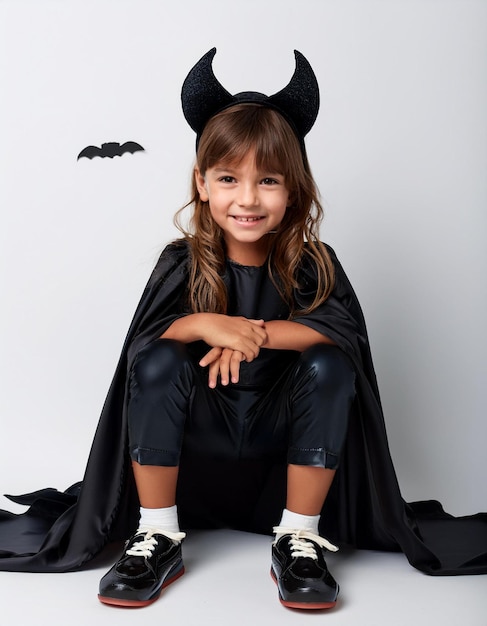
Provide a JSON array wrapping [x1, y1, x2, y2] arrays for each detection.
[[270, 567, 336, 610], [98, 565, 185, 608]]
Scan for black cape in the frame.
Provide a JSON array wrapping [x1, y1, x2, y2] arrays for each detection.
[[1, 241, 486, 574]]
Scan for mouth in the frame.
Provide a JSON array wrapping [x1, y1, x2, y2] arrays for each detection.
[[231, 216, 265, 223]]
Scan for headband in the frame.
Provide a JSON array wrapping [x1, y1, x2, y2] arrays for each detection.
[[181, 48, 320, 149]]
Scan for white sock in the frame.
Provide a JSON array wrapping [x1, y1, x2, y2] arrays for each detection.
[[138, 505, 180, 534], [276, 508, 320, 538]]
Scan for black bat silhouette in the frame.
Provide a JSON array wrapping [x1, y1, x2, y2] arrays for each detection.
[[77, 141, 144, 160]]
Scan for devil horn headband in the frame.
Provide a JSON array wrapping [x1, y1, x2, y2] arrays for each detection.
[[181, 48, 320, 147]]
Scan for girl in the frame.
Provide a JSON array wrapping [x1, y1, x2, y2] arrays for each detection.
[[1, 47, 485, 605], [98, 49, 356, 609]]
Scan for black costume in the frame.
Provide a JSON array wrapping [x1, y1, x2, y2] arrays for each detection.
[[127, 257, 356, 471], [0, 241, 486, 575]]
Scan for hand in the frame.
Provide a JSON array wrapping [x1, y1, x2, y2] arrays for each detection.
[[199, 315, 267, 363], [199, 347, 245, 388]]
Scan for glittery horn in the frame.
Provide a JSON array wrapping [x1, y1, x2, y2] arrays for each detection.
[[181, 48, 233, 135], [181, 48, 320, 145], [267, 50, 320, 139]]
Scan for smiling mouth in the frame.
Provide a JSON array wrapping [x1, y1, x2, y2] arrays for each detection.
[[232, 216, 264, 222]]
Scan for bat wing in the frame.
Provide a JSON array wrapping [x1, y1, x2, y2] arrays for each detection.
[[120, 141, 145, 155], [77, 145, 102, 160]]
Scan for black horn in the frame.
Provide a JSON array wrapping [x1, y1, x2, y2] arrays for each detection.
[[181, 48, 233, 136], [268, 50, 320, 139]]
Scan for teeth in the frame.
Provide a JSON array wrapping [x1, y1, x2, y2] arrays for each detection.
[[234, 216, 261, 222]]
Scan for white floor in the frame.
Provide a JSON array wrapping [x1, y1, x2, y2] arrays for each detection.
[[2, 529, 485, 626]]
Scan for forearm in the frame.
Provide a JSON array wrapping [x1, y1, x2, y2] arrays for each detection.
[[263, 320, 336, 352], [160, 313, 210, 343]]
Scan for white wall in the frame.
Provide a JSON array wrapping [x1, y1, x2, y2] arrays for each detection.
[[1, 0, 485, 516]]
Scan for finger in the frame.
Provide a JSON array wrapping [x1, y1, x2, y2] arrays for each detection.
[[237, 340, 260, 363], [218, 348, 233, 386], [230, 350, 244, 383], [207, 359, 220, 389], [248, 321, 268, 344], [252, 327, 268, 346], [199, 346, 222, 368]]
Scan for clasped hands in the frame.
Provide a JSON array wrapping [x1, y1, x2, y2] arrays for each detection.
[[198, 314, 267, 388]]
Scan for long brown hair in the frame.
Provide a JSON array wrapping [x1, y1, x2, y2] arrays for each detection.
[[174, 103, 335, 316]]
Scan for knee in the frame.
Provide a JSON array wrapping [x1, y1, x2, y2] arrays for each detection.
[[131, 338, 192, 390], [299, 343, 356, 394]]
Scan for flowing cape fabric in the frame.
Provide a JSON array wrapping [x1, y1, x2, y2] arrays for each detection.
[[0, 241, 486, 574]]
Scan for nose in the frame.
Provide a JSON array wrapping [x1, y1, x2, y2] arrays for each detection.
[[236, 182, 258, 208]]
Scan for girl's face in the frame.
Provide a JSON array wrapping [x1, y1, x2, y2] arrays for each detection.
[[195, 150, 289, 265]]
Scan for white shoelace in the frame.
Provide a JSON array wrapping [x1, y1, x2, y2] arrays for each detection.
[[125, 528, 186, 558], [273, 526, 338, 560]]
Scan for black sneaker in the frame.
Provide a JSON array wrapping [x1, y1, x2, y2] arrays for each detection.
[[271, 527, 339, 610], [98, 528, 186, 607]]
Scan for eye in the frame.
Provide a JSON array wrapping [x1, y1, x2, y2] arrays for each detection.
[[218, 175, 235, 183], [261, 177, 279, 185]]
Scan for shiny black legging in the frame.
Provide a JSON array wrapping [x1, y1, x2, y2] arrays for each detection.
[[127, 339, 356, 471]]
